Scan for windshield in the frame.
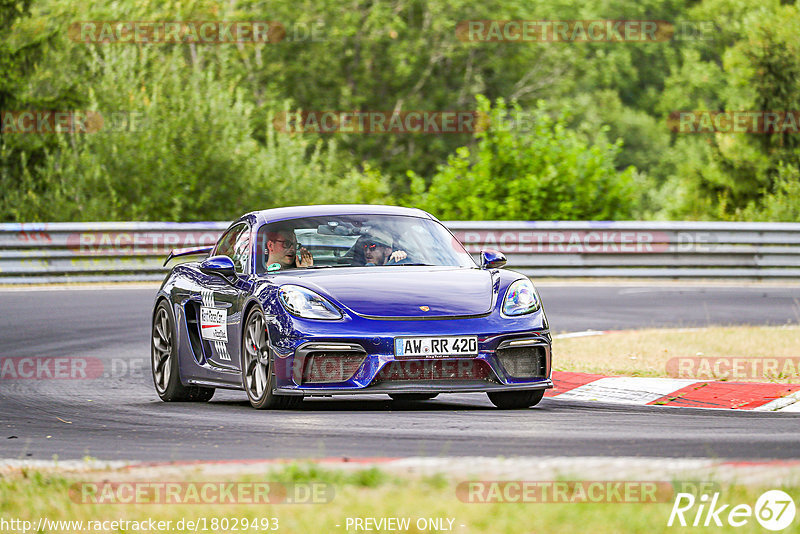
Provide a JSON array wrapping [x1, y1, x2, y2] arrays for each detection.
[[255, 214, 475, 273]]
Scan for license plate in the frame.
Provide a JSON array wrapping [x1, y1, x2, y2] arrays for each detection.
[[394, 336, 478, 358]]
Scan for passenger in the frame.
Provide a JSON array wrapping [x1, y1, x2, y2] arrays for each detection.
[[357, 229, 407, 266], [265, 229, 313, 270]]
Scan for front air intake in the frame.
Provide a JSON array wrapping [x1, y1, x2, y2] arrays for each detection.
[[302, 351, 366, 383], [496, 342, 549, 379], [293, 343, 367, 384]]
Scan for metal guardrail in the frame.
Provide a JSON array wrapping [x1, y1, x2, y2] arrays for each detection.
[[2, 220, 800, 283], [0, 222, 228, 284]]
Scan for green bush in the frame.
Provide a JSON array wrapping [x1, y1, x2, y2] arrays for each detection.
[[407, 96, 640, 220], [1, 46, 391, 221], [733, 163, 800, 222]]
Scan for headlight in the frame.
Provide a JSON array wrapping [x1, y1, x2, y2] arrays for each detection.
[[279, 285, 342, 320], [502, 279, 541, 316]]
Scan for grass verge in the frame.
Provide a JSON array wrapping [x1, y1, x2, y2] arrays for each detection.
[[1, 464, 797, 534], [553, 325, 800, 382]]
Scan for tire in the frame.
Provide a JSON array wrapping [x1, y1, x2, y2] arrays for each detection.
[[241, 306, 302, 410], [388, 393, 439, 401], [487, 389, 544, 409], [151, 300, 215, 402]]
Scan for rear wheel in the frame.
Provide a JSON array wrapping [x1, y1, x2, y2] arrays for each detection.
[[487, 389, 544, 409], [151, 301, 215, 402], [242, 307, 302, 410], [388, 393, 439, 401]]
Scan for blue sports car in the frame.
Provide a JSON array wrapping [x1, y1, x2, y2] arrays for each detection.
[[151, 205, 552, 409]]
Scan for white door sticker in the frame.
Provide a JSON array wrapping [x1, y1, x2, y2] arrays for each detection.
[[200, 307, 228, 342]]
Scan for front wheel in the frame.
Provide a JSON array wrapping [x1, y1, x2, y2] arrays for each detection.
[[151, 301, 214, 402], [241, 307, 302, 410], [487, 389, 544, 409]]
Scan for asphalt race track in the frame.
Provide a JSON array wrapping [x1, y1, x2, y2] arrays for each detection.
[[1, 283, 799, 462]]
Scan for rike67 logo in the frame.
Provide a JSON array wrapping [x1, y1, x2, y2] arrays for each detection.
[[668, 490, 796, 530]]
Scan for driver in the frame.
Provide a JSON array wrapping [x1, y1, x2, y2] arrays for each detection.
[[359, 229, 407, 265], [265, 229, 313, 270]]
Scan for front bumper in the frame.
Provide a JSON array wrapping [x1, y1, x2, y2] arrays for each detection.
[[266, 308, 552, 395], [276, 379, 554, 396]]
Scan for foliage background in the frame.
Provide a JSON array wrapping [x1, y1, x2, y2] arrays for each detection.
[[1, 0, 798, 222]]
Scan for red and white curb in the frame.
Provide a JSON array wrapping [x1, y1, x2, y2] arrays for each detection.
[[550, 330, 800, 411], [547, 371, 800, 412]]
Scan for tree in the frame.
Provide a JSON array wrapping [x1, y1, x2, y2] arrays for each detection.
[[408, 96, 640, 220]]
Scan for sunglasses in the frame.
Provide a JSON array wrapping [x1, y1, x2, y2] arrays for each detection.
[[363, 241, 389, 250], [271, 239, 298, 249]]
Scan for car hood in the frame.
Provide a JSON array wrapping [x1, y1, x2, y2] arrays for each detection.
[[278, 267, 496, 318]]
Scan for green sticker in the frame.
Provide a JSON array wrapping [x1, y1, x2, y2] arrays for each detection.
[[267, 262, 282, 272]]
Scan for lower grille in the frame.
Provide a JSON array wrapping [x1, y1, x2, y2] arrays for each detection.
[[496, 345, 548, 379], [375, 359, 491, 381], [302, 352, 366, 383]]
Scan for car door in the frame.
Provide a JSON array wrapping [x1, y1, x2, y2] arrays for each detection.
[[195, 223, 251, 371]]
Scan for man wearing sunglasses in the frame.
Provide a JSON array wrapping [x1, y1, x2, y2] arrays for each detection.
[[265, 229, 314, 269], [360, 229, 407, 266]]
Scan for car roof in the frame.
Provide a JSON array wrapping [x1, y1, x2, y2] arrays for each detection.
[[243, 205, 436, 226]]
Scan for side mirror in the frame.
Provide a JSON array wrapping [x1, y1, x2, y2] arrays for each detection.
[[200, 255, 237, 280], [480, 249, 507, 270]]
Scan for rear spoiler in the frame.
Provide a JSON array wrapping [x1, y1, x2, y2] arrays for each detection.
[[163, 245, 214, 266]]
